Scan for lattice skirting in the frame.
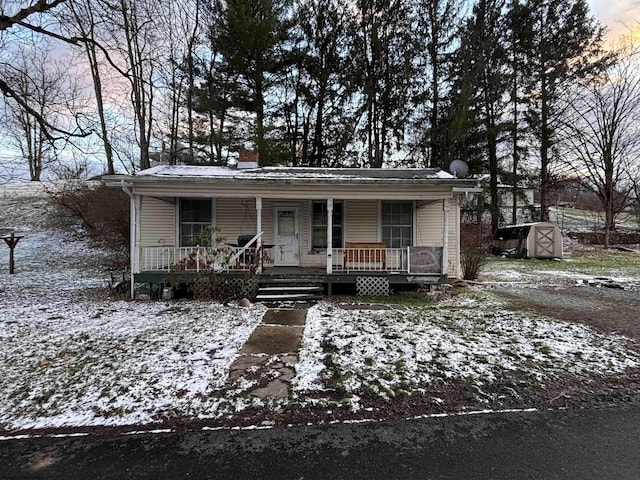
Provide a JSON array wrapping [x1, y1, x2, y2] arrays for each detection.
[[356, 276, 390, 296]]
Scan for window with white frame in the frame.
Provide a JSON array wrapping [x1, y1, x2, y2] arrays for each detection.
[[311, 200, 343, 249], [180, 198, 213, 246], [381, 201, 413, 248]]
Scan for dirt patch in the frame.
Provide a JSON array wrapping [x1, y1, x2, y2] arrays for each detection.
[[492, 285, 640, 341]]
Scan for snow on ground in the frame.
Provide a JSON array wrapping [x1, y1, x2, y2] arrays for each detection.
[[293, 298, 640, 411], [1, 183, 640, 430], [0, 301, 265, 430], [481, 252, 640, 289], [1, 183, 268, 430]]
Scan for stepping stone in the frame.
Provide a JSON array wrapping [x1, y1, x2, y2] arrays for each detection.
[[250, 379, 289, 400], [241, 325, 304, 354], [261, 309, 307, 326]]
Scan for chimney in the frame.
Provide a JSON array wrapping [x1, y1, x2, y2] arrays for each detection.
[[237, 149, 259, 169]]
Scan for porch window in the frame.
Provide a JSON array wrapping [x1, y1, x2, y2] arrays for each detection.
[[180, 198, 213, 246], [311, 200, 343, 249], [381, 201, 413, 248]]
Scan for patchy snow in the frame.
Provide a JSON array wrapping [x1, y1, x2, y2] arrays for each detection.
[[293, 299, 640, 411], [482, 252, 640, 289], [129, 164, 455, 182], [1, 183, 268, 430], [0, 300, 265, 430]]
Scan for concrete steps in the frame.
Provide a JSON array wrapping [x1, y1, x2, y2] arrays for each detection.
[[255, 281, 324, 303]]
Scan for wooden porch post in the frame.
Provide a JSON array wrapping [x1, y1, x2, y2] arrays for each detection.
[[442, 198, 450, 275], [326, 198, 333, 274], [256, 197, 262, 273], [255, 197, 262, 247]]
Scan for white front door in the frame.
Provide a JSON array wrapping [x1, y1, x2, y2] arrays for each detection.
[[274, 206, 300, 266]]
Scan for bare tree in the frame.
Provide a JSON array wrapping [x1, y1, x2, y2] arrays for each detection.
[[154, 0, 202, 165], [63, 0, 116, 174], [2, 45, 83, 180], [561, 47, 640, 248], [0, 0, 93, 142]]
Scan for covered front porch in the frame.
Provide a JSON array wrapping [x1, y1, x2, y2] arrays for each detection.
[[106, 163, 481, 298]]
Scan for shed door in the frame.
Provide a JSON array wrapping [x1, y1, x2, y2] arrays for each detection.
[[534, 226, 556, 258], [274, 207, 300, 266]]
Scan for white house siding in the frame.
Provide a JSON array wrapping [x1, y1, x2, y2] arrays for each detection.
[[139, 196, 176, 247], [449, 197, 461, 277], [214, 197, 261, 245], [415, 197, 460, 277], [415, 201, 444, 247]]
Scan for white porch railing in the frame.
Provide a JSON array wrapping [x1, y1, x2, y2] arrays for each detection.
[[139, 244, 443, 275], [139, 245, 259, 272]]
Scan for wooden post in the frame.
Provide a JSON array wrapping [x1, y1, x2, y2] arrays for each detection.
[[326, 198, 333, 274], [2, 232, 23, 274], [256, 197, 262, 273], [442, 199, 449, 276]]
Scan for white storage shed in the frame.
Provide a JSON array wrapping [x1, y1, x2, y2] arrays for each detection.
[[493, 222, 563, 259]]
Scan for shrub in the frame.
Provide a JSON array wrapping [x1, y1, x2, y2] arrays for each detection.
[[460, 223, 491, 280], [49, 181, 129, 253]]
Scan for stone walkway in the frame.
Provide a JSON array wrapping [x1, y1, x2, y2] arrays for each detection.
[[226, 308, 308, 400]]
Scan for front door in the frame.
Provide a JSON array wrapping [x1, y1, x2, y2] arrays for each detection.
[[274, 206, 300, 266]]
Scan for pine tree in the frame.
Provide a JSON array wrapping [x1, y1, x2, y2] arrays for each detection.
[[520, 0, 604, 221], [448, 0, 511, 232]]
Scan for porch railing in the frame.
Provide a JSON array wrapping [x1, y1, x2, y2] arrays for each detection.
[[332, 246, 444, 274], [332, 248, 408, 273], [139, 244, 260, 273], [138, 244, 444, 275]]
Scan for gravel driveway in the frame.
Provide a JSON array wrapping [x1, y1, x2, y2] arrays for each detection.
[[492, 285, 640, 341]]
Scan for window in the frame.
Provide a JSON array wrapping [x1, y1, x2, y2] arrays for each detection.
[[180, 198, 213, 246], [311, 200, 343, 249], [381, 201, 413, 248]]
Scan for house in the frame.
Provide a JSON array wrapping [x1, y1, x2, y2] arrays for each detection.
[[105, 152, 480, 299]]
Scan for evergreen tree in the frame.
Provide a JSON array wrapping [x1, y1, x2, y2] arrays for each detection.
[[520, 0, 604, 221], [213, 0, 293, 165], [413, 0, 464, 168], [292, 0, 358, 167], [448, 0, 511, 232], [349, 0, 418, 167]]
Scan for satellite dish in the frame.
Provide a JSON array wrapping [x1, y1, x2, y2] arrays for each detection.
[[449, 160, 469, 178]]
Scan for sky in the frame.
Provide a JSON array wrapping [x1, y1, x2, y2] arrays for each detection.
[[589, 0, 640, 41]]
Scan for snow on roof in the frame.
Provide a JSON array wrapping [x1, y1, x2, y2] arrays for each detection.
[[134, 165, 457, 182]]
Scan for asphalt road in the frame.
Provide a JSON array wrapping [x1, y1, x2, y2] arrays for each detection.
[[1, 406, 639, 479]]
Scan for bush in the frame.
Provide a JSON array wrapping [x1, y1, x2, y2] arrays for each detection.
[[460, 223, 491, 280], [49, 181, 129, 253]]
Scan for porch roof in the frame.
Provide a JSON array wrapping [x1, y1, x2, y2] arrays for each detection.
[[106, 165, 479, 188]]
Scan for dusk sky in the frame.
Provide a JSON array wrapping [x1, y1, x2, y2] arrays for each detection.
[[588, 0, 640, 40]]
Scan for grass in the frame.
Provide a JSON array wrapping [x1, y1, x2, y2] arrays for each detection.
[[482, 248, 640, 282], [332, 291, 438, 307]]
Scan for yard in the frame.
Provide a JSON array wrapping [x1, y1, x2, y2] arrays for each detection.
[[1, 183, 639, 432]]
